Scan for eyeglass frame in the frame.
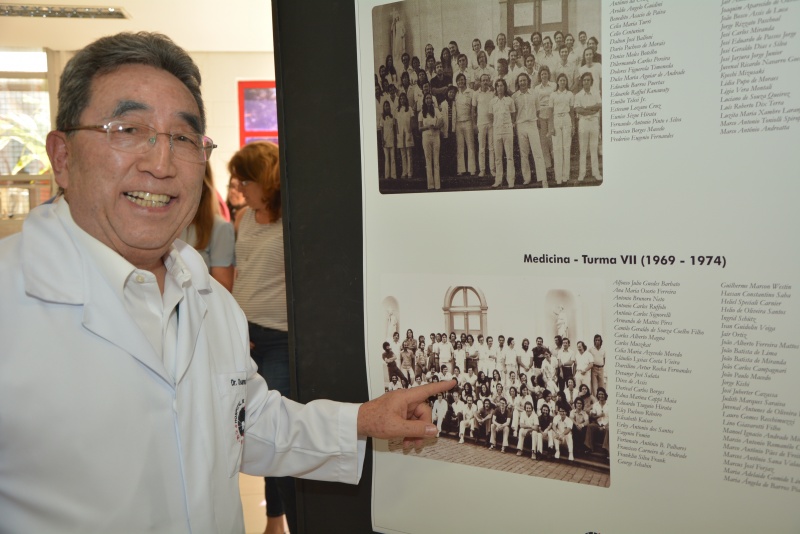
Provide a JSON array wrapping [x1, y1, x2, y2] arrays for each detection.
[[62, 120, 218, 163]]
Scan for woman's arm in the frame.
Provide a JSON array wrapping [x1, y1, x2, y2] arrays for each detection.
[[211, 266, 234, 292]]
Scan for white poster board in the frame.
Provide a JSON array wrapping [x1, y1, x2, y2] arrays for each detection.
[[356, 0, 800, 532]]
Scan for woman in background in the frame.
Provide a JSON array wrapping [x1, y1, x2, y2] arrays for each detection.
[[586, 36, 602, 64], [228, 141, 294, 534], [385, 54, 398, 87], [440, 47, 454, 79], [180, 166, 235, 291], [419, 93, 442, 190], [577, 383, 598, 415], [381, 100, 398, 180], [395, 92, 414, 178]]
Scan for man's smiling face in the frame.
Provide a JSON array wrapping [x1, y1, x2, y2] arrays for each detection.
[[53, 63, 204, 270]]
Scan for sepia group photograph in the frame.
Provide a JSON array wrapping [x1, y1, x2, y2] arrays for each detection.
[[370, 0, 603, 194], [376, 275, 610, 487]]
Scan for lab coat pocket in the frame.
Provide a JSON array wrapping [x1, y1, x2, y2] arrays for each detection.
[[217, 372, 248, 478]]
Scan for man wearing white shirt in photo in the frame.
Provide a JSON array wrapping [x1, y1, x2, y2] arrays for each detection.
[[554, 45, 579, 92], [517, 338, 534, 378], [512, 72, 548, 187], [446, 388, 466, 435], [589, 334, 607, 394], [438, 364, 454, 382], [531, 32, 545, 63], [454, 71, 477, 176], [508, 50, 523, 79], [495, 334, 508, 379], [461, 367, 478, 390], [438, 334, 454, 374], [388, 330, 403, 360], [574, 72, 603, 181], [516, 401, 542, 459], [472, 73, 496, 177], [558, 337, 576, 391], [431, 392, 449, 436], [504, 337, 521, 379], [472, 51, 497, 91], [483, 335, 498, 375], [400, 52, 418, 86], [539, 37, 559, 77], [551, 407, 575, 460], [453, 54, 474, 93], [459, 395, 479, 443], [574, 340, 594, 391]]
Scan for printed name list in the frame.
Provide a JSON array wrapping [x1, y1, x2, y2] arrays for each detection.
[[720, 0, 800, 135], [608, 0, 686, 142], [720, 281, 800, 493], [613, 279, 698, 469]]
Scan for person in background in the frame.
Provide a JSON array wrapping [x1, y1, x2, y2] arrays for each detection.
[[229, 141, 297, 533], [179, 166, 235, 291], [226, 174, 247, 224]]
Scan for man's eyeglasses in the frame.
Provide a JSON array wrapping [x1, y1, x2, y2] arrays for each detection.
[[63, 121, 217, 163]]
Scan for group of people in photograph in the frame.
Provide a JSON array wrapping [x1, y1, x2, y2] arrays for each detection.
[[381, 329, 611, 463], [375, 30, 602, 191]]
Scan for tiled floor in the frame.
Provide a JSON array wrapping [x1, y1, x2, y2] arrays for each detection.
[[239, 473, 266, 534]]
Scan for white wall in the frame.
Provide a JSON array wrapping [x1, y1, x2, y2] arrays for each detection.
[[190, 51, 276, 199]]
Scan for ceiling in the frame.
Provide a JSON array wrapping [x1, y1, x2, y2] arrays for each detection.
[[0, 0, 274, 52]]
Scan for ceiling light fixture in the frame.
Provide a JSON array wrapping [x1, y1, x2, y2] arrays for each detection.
[[0, 4, 129, 19]]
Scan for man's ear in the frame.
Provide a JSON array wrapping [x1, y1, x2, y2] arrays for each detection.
[[46, 131, 70, 190]]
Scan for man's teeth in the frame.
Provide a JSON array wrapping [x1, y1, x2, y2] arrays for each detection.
[[125, 191, 171, 208]]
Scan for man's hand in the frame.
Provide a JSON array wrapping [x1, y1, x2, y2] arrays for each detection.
[[357, 380, 456, 448]]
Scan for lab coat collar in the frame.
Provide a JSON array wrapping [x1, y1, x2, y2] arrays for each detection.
[[21, 202, 212, 387]]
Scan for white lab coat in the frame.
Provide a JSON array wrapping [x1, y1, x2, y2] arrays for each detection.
[[0, 202, 363, 534]]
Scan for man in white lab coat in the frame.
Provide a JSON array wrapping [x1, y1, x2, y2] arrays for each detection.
[[0, 31, 451, 534]]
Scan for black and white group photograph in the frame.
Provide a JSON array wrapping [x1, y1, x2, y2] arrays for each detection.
[[370, 0, 602, 194], [377, 277, 610, 487]]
